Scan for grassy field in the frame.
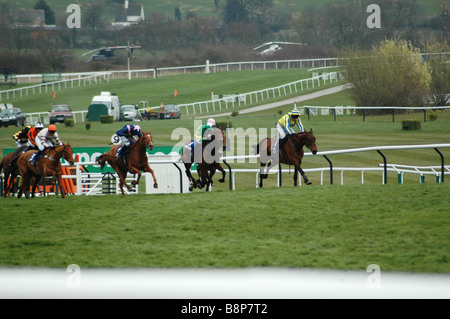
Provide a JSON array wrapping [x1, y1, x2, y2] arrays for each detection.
[[2, 68, 322, 114], [0, 184, 448, 272]]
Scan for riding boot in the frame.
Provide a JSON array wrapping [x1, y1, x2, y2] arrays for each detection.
[[29, 150, 42, 166], [117, 145, 129, 159]]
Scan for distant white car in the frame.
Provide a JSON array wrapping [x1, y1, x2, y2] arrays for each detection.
[[120, 104, 140, 121]]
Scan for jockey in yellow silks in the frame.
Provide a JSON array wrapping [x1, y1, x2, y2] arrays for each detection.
[[273, 107, 304, 153]]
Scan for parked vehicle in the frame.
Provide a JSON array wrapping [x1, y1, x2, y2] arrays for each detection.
[[91, 92, 121, 121], [142, 107, 158, 120], [0, 107, 27, 127], [163, 104, 181, 119], [49, 104, 73, 124], [120, 104, 141, 121]]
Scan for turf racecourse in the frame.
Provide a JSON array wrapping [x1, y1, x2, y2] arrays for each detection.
[[0, 183, 448, 273]]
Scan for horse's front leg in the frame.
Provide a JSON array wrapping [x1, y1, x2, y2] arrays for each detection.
[[297, 165, 312, 185], [205, 168, 216, 191], [55, 173, 67, 198], [216, 163, 226, 183], [142, 164, 158, 189], [129, 167, 142, 187]]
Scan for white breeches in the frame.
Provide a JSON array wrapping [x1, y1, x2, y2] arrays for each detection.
[[276, 123, 287, 139]]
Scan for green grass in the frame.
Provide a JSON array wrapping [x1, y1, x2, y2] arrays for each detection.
[[2, 68, 316, 114], [0, 184, 448, 272]]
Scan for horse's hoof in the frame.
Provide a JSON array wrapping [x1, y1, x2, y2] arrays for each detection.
[[219, 179, 225, 183], [153, 183, 158, 189], [306, 181, 312, 185]]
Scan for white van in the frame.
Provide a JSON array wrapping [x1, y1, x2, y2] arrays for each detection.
[[91, 92, 121, 121]]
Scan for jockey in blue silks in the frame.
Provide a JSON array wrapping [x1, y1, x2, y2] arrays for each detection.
[[116, 124, 142, 159]]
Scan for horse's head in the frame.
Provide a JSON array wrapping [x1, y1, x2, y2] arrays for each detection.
[[62, 143, 75, 165], [304, 129, 318, 155], [142, 131, 154, 151]]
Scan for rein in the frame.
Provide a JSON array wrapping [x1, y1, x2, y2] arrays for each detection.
[[44, 147, 64, 162]]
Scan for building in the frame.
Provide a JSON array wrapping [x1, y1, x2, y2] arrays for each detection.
[[10, 9, 45, 28], [112, 0, 145, 28]]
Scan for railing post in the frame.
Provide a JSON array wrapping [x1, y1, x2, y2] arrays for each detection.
[[377, 150, 387, 184], [323, 155, 333, 185], [434, 148, 445, 183]]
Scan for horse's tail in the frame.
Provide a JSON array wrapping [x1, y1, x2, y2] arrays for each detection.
[[96, 154, 107, 170]]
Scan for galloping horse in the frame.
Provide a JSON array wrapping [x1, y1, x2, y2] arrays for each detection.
[[96, 130, 158, 195], [17, 143, 75, 199], [1, 146, 28, 197], [1, 152, 19, 197], [180, 127, 226, 191], [254, 129, 318, 188]]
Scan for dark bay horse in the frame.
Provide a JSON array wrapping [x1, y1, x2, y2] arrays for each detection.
[[1, 146, 28, 197], [96, 130, 158, 195], [180, 127, 226, 191], [255, 129, 318, 188], [17, 143, 75, 199], [1, 152, 19, 197]]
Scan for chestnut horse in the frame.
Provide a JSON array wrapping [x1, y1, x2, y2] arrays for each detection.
[[17, 143, 75, 199], [96, 130, 158, 195], [180, 127, 226, 191], [255, 129, 318, 188]]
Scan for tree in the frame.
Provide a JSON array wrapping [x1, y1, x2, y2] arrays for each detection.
[[341, 39, 431, 109], [224, 0, 249, 24], [33, 0, 55, 25]]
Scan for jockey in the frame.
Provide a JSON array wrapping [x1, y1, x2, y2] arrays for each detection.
[[9, 122, 44, 168], [116, 124, 142, 159], [26, 122, 45, 152], [13, 125, 32, 148], [30, 124, 63, 165], [189, 118, 216, 153], [274, 107, 304, 153]]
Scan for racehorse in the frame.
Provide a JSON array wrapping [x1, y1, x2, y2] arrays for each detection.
[[1, 146, 28, 197], [16, 143, 75, 199], [180, 127, 226, 191], [1, 153, 16, 197], [254, 129, 318, 188], [96, 130, 158, 195]]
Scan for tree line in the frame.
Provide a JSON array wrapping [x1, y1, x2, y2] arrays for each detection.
[[0, 0, 448, 78]]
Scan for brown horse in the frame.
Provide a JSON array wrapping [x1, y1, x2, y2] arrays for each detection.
[[1, 146, 29, 197], [255, 129, 318, 188], [1, 152, 18, 197], [96, 130, 158, 195], [180, 127, 226, 191], [17, 143, 75, 199]]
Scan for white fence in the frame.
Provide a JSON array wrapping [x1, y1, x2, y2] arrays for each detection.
[[0, 58, 339, 102], [18, 70, 342, 124], [303, 105, 450, 121], [37, 143, 448, 196]]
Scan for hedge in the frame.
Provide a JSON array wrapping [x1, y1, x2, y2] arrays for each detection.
[[402, 119, 421, 130]]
